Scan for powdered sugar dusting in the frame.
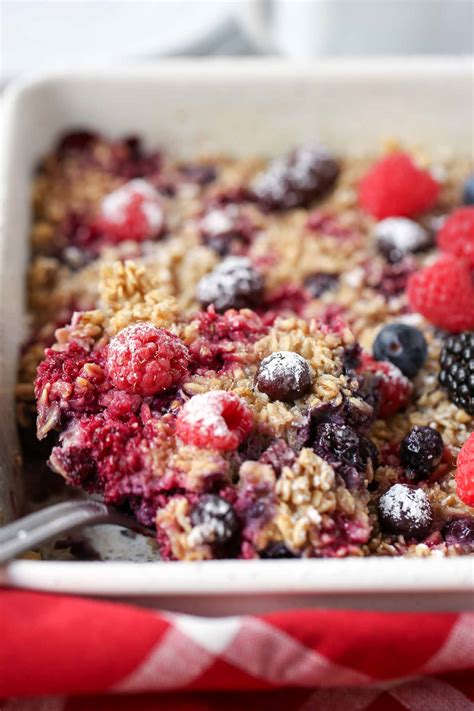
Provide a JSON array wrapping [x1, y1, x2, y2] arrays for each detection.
[[101, 179, 164, 234], [374, 218, 428, 254], [379, 484, 432, 526], [260, 351, 310, 388], [200, 206, 239, 235]]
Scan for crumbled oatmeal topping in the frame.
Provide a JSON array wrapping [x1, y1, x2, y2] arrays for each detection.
[[18, 131, 473, 560]]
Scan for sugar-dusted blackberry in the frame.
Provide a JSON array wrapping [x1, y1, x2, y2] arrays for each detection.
[[196, 257, 264, 312], [260, 542, 297, 559], [255, 351, 313, 402], [439, 332, 474, 414], [190, 494, 239, 547], [399, 426, 444, 479], [252, 146, 340, 210], [378, 484, 433, 539], [373, 323, 427, 378], [304, 272, 339, 298]]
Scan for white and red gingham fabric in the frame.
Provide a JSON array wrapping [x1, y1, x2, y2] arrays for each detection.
[[1, 590, 473, 710]]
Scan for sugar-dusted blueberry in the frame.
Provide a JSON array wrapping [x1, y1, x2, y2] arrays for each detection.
[[462, 175, 474, 205], [373, 323, 427, 378], [378, 483, 433, 539], [190, 494, 239, 547], [196, 257, 264, 312], [400, 426, 444, 478], [252, 145, 340, 210], [260, 542, 297, 559], [304, 272, 339, 298], [374, 217, 431, 263], [443, 517, 474, 548], [255, 351, 313, 402]]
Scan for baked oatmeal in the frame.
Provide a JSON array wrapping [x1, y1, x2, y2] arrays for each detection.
[[16, 131, 474, 560]]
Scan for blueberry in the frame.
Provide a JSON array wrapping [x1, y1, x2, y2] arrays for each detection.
[[443, 517, 474, 548], [260, 542, 297, 559], [400, 426, 444, 478], [312, 422, 372, 489], [304, 272, 339, 298], [196, 257, 264, 312], [462, 175, 474, 205], [378, 483, 433, 539], [252, 146, 340, 210], [373, 323, 427, 378], [255, 351, 313, 402], [190, 494, 239, 547], [374, 218, 431, 263]]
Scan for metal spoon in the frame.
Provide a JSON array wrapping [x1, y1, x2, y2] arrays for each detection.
[[0, 499, 155, 564]]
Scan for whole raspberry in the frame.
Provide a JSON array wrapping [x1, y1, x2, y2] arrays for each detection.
[[106, 323, 189, 396], [456, 433, 474, 506], [252, 146, 340, 210], [437, 207, 474, 267], [358, 152, 439, 219], [176, 390, 253, 451], [98, 179, 164, 242], [407, 255, 474, 332], [359, 354, 413, 417]]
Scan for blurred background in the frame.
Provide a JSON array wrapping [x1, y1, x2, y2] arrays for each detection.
[[1, 0, 473, 85]]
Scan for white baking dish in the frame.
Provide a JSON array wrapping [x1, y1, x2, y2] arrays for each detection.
[[1, 59, 473, 612]]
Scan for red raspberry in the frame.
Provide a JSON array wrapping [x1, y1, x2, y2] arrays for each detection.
[[437, 207, 474, 267], [176, 390, 253, 451], [106, 323, 189, 396], [456, 433, 474, 506], [359, 354, 413, 417], [358, 152, 439, 219], [97, 179, 164, 242], [407, 255, 474, 332]]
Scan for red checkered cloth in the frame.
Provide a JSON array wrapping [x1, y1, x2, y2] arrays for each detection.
[[1, 590, 473, 710]]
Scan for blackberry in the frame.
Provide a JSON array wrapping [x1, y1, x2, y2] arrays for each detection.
[[399, 426, 444, 479], [439, 332, 474, 415], [190, 494, 239, 547], [252, 146, 340, 211], [304, 272, 339, 298], [255, 351, 313, 402], [196, 257, 264, 312]]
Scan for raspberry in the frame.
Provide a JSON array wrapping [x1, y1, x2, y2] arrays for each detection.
[[358, 152, 439, 219], [437, 207, 474, 267], [407, 255, 474, 332], [176, 390, 253, 450], [97, 179, 164, 242], [106, 323, 189, 396], [456, 433, 474, 506], [359, 354, 413, 417]]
